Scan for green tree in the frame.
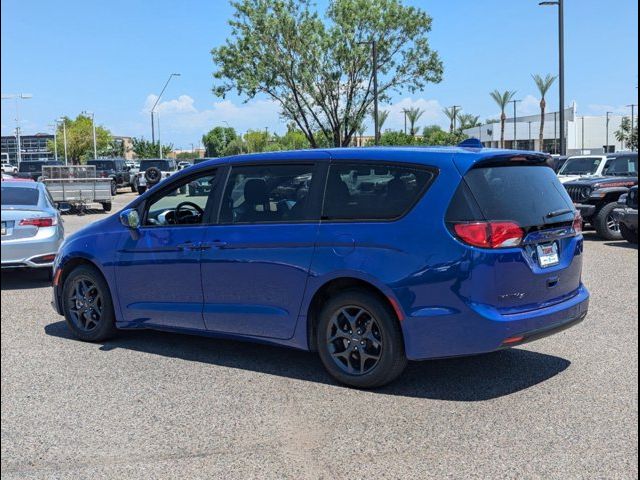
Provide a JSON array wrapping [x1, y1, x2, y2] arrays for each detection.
[[130, 137, 173, 158], [443, 107, 460, 133], [211, 0, 443, 148], [421, 124, 466, 146], [405, 107, 424, 136], [372, 130, 416, 146], [373, 109, 390, 133], [47, 114, 112, 164], [489, 90, 517, 148], [222, 137, 246, 156], [275, 125, 311, 150], [532, 74, 557, 150], [244, 129, 270, 153], [202, 126, 238, 157], [615, 117, 639, 150]]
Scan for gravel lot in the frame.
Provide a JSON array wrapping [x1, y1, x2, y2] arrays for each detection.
[[1, 191, 638, 479]]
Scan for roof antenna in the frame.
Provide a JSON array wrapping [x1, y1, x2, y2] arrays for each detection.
[[458, 138, 483, 149]]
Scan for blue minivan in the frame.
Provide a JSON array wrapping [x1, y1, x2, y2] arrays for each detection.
[[52, 146, 589, 388]]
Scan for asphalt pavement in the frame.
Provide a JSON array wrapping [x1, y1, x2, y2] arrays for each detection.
[[1, 191, 637, 479]]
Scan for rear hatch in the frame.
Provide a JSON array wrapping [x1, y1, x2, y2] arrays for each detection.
[[1, 186, 45, 240], [447, 163, 583, 313]]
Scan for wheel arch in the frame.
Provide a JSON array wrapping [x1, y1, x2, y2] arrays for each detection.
[[305, 276, 404, 352], [56, 256, 116, 317]]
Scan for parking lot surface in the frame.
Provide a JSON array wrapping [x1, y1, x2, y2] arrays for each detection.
[[1, 191, 638, 479]]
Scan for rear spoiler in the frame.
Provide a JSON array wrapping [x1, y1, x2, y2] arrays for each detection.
[[472, 153, 551, 169]]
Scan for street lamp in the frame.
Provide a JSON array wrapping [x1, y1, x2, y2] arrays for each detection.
[[605, 112, 613, 153], [1, 93, 33, 166], [627, 104, 638, 151], [510, 99, 521, 149], [48, 123, 58, 162], [83, 111, 97, 159], [539, 0, 565, 155], [150, 73, 180, 148], [57, 118, 68, 165], [358, 41, 379, 145]]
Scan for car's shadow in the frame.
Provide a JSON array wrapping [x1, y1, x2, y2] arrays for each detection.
[[1, 269, 51, 290], [604, 241, 638, 250], [45, 321, 570, 401]]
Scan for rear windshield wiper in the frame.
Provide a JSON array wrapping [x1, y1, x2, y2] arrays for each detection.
[[546, 208, 574, 219]]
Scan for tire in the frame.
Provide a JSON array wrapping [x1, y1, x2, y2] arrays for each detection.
[[620, 223, 638, 244], [594, 202, 623, 240], [61, 265, 117, 342], [110, 180, 117, 196], [131, 181, 137, 193], [316, 289, 407, 389], [137, 186, 147, 195], [102, 202, 112, 212]]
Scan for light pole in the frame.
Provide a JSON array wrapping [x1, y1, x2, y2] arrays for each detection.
[[540, 0, 565, 155], [1, 93, 33, 166], [605, 111, 613, 153], [627, 104, 637, 151], [58, 118, 68, 165], [48, 123, 58, 162], [402, 109, 408, 135], [83, 111, 97, 159], [510, 99, 521, 149], [150, 73, 180, 147], [358, 41, 379, 145], [450, 105, 462, 131]]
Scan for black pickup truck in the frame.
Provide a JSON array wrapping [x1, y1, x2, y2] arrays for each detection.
[[614, 186, 638, 244], [563, 153, 638, 240], [87, 159, 136, 195], [16, 160, 62, 180]]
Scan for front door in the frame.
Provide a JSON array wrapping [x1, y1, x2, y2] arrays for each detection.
[[115, 168, 219, 330], [200, 160, 325, 339]]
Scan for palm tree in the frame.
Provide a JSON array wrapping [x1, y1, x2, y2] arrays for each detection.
[[458, 114, 481, 130], [405, 107, 425, 136], [490, 90, 517, 148], [532, 74, 557, 151], [443, 107, 460, 133]]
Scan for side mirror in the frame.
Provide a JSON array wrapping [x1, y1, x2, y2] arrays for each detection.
[[120, 208, 140, 229], [57, 202, 72, 213]]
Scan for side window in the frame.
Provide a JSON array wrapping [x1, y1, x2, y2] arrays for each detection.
[[144, 170, 217, 226], [220, 164, 316, 224], [322, 163, 434, 221]]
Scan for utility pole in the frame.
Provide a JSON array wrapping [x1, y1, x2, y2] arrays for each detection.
[[403, 109, 408, 135], [510, 99, 522, 149]]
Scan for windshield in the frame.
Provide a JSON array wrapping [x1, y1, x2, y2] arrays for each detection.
[[559, 157, 603, 176], [603, 156, 638, 176], [87, 160, 116, 170], [1, 187, 40, 206], [140, 160, 172, 171]]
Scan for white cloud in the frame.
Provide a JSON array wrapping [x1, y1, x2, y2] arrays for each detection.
[[518, 94, 541, 116]]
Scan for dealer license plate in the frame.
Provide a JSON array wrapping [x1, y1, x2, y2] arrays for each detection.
[[537, 242, 559, 268]]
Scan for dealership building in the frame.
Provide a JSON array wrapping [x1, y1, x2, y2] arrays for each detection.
[[1, 133, 55, 163], [463, 104, 631, 155]]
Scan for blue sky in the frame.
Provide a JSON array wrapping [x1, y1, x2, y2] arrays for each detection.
[[1, 0, 638, 148]]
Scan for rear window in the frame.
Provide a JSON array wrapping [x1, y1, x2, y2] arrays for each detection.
[[447, 165, 574, 228], [322, 163, 434, 221], [1, 187, 40, 206], [87, 160, 116, 170], [140, 160, 173, 171]]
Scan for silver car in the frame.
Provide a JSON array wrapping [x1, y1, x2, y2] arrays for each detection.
[[1, 181, 64, 270]]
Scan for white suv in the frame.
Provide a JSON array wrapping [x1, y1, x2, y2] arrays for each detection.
[[135, 159, 179, 195], [1, 160, 18, 174]]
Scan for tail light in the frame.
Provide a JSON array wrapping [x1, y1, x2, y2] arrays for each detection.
[[572, 212, 583, 235], [453, 221, 524, 249], [19, 217, 56, 228]]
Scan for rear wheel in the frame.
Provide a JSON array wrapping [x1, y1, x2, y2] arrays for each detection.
[[594, 203, 622, 240], [110, 180, 117, 196], [62, 265, 117, 342], [101, 202, 112, 212], [137, 186, 147, 195], [317, 290, 407, 389], [130, 181, 137, 193], [620, 223, 638, 244]]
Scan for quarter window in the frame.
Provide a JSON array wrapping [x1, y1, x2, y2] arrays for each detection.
[[220, 164, 316, 224], [322, 163, 434, 220]]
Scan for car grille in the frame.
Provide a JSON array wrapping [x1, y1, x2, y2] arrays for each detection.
[[627, 189, 638, 209], [564, 184, 592, 203]]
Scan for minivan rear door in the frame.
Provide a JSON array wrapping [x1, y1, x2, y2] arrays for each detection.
[[447, 163, 583, 313]]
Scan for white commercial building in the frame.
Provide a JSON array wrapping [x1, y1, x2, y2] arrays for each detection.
[[464, 104, 631, 155]]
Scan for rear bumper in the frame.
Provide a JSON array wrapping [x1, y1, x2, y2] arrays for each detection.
[[1, 230, 63, 268], [402, 284, 590, 361], [574, 203, 596, 220]]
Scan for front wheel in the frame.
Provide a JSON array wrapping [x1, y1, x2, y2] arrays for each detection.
[[594, 203, 623, 240], [620, 223, 638, 244], [317, 290, 407, 389], [62, 265, 117, 342]]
